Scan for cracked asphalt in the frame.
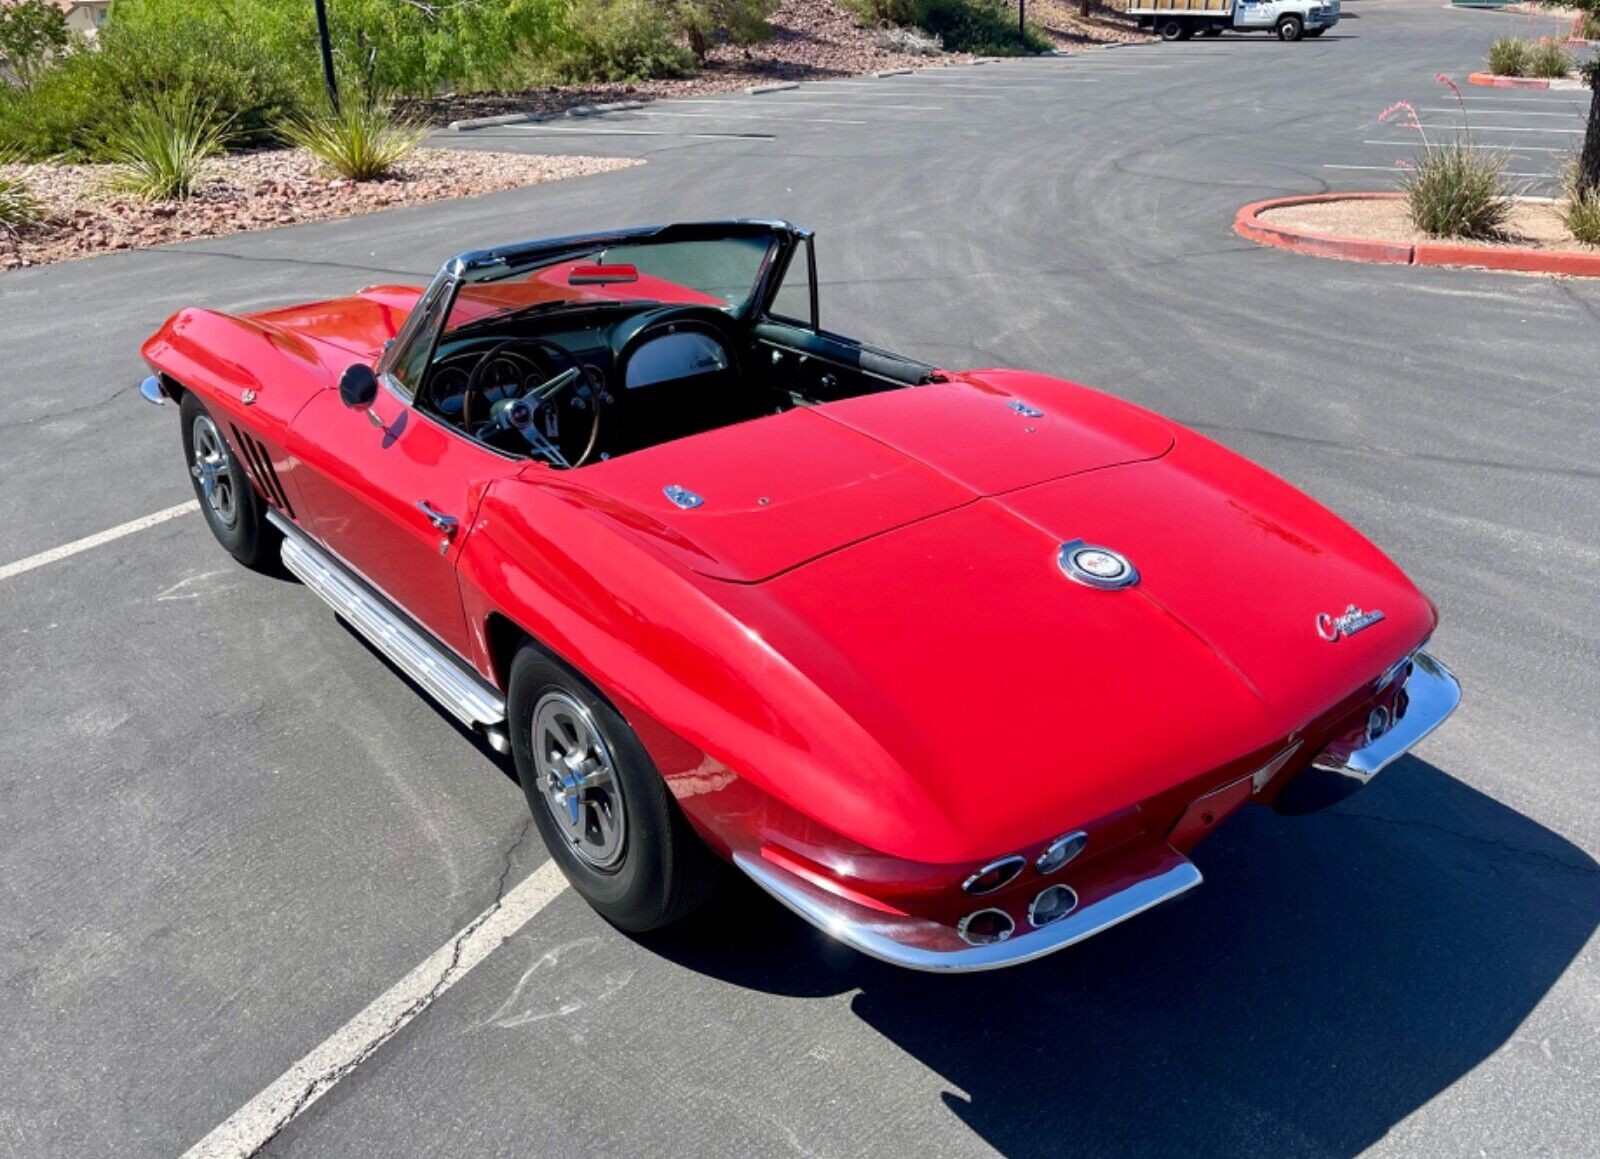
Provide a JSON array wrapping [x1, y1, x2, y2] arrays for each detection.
[[2, 2, 1597, 1156]]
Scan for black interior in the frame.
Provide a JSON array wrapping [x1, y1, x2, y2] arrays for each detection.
[[417, 301, 939, 468]]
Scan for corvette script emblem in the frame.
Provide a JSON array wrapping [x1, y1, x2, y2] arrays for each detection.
[[1316, 604, 1385, 642]]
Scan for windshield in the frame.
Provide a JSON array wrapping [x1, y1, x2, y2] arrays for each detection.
[[443, 234, 777, 337]]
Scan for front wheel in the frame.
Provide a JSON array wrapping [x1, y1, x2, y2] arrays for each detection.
[[508, 646, 722, 932], [179, 393, 278, 570], [1158, 20, 1186, 41], [1277, 15, 1304, 40]]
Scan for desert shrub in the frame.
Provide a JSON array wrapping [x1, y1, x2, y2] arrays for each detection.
[[847, 0, 1049, 54], [1582, 13, 1600, 41], [99, 93, 230, 200], [665, 0, 778, 62], [1563, 167, 1600, 244], [540, 0, 693, 82], [1486, 37, 1530, 77], [1403, 142, 1515, 239], [281, 97, 427, 181], [0, 5, 298, 160], [1527, 38, 1574, 79], [0, 155, 43, 233], [1384, 89, 1517, 240], [0, 0, 71, 90]]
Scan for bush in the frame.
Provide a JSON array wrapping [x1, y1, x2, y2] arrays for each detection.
[[1563, 166, 1600, 244], [667, 0, 778, 63], [846, 0, 1050, 54], [0, 5, 299, 160], [540, 0, 693, 82], [100, 93, 230, 200], [1402, 141, 1515, 240], [1527, 38, 1574, 79], [1487, 37, 1530, 77], [281, 98, 427, 181], [0, 156, 43, 233]]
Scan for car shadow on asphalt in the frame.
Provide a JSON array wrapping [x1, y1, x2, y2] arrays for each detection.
[[640, 757, 1599, 1158]]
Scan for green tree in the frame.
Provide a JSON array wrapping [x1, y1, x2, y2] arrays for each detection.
[[0, 0, 71, 90], [664, 0, 777, 63]]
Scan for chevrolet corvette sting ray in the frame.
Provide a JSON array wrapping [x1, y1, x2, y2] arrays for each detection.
[[138, 221, 1460, 971]]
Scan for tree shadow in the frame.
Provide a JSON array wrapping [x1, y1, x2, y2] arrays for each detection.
[[641, 757, 1599, 1157]]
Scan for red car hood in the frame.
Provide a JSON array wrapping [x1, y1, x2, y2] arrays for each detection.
[[245, 285, 425, 364], [709, 430, 1435, 855], [558, 371, 1174, 583]]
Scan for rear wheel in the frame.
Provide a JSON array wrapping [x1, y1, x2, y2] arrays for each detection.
[[508, 645, 722, 932], [179, 393, 278, 570], [1159, 20, 1186, 41], [1277, 15, 1304, 40]]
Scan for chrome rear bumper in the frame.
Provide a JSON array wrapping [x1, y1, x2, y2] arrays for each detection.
[[733, 843, 1202, 973], [1275, 650, 1460, 814]]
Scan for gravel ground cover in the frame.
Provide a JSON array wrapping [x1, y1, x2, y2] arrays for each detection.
[[0, 149, 639, 271], [1261, 195, 1600, 253]]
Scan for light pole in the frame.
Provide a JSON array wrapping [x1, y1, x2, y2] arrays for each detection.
[[314, 0, 340, 112], [1019, 0, 1026, 38]]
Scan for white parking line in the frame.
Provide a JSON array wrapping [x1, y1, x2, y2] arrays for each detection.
[[1324, 163, 1554, 179], [0, 501, 199, 582], [637, 111, 868, 125], [182, 859, 570, 1158], [664, 98, 944, 110], [1413, 123, 1582, 134], [1421, 107, 1583, 118], [1363, 139, 1570, 153]]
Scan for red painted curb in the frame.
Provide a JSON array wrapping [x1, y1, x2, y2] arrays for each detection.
[[1414, 242, 1600, 277], [1235, 193, 1600, 278], [1233, 193, 1415, 265], [1467, 72, 1551, 89]]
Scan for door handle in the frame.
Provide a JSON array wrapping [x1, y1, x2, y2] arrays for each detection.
[[416, 501, 459, 536]]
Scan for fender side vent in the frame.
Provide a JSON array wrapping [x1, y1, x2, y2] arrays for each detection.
[[230, 424, 294, 517]]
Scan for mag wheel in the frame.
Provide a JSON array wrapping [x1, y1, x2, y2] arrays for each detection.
[[1277, 15, 1303, 40], [508, 646, 721, 932], [179, 393, 277, 570]]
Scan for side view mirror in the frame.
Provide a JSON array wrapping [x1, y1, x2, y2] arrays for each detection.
[[339, 364, 379, 410]]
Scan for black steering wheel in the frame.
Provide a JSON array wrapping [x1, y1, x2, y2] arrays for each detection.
[[461, 337, 601, 469]]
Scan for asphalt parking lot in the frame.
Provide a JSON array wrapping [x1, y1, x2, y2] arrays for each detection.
[[3, 1, 1598, 1155]]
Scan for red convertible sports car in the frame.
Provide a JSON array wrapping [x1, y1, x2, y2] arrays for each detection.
[[139, 220, 1459, 971]]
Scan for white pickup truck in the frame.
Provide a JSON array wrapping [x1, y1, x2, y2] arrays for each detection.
[[1127, 0, 1340, 41]]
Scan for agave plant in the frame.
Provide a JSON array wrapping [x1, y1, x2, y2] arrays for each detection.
[[0, 152, 43, 234], [101, 93, 230, 201], [280, 98, 427, 183]]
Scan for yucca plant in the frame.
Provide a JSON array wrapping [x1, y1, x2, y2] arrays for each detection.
[[279, 98, 427, 183], [1487, 37, 1530, 78], [100, 93, 230, 201], [1527, 38, 1574, 80], [0, 153, 43, 235], [1382, 78, 1517, 240]]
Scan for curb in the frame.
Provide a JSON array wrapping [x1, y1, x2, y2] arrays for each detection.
[[1468, 72, 1586, 90], [873, 68, 913, 78], [745, 81, 800, 94], [447, 100, 645, 131], [1234, 192, 1600, 277]]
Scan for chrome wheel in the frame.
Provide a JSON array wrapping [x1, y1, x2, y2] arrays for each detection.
[[190, 415, 237, 529], [531, 690, 627, 870]]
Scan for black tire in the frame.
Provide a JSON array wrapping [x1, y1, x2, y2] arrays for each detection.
[[1159, 20, 1185, 41], [508, 645, 722, 932], [1277, 15, 1303, 40], [179, 393, 278, 570]]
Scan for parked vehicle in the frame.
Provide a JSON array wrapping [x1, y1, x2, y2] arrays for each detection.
[[138, 219, 1457, 972], [1129, 0, 1339, 41]]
